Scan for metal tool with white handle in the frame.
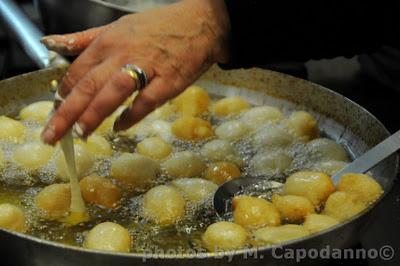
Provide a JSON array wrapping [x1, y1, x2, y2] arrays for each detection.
[[213, 129, 400, 216]]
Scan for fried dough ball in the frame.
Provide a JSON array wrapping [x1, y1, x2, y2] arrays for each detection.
[[253, 125, 294, 149], [171, 178, 218, 203], [271, 194, 314, 223], [215, 120, 250, 141], [303, 214, 339, 234], [79, 175, 121, 209], [212, 96, 250, 117], [55, 144, 96, 181], [150, 120, 174, 143], [286, 111, 319, 141], [283, 171, 335, 207], [29, 126, 44, 141], [0, 203, 26, 232], [84, 222, 131, 253], [204, 161, 241, 185], [0, 116, 26, 143], [136, 137, 172, 160], [111, 153, 159, 189], [171, 116, 213, 140], [241, 106, 284, 130], [306, 138, 349, 162], [12, 142, 54, 170], [35, 183, 70, 220], [310, 160, 347, 176], [95, 106, 124, 135], [173, 86, 210, 116], [147, 101, 176, 120], [202, 221, 248, 251], [76, 134, 112, 158], [250, 150, 292, 175], [142, 185, 186, 226], [162, 151, 205, 178], [19, 101, 53, 123], [0, 149, 4, 170], [233, 196, 280, 229], [323, 191, 367, 221], [200, 139, 243, 167], [253, 224, 309, 245], [337, 173, 383, 204]]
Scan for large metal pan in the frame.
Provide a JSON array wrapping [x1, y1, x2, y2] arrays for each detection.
[[0, 1, 398, 266], [0, 66, 398, 266]]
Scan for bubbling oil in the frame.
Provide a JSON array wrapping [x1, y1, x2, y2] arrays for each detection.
[[0, 95, 351, 253]]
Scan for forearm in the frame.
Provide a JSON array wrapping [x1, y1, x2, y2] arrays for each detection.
[[223, 1, 400, 68]]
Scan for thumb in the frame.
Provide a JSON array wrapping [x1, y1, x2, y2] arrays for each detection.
[[40, 25, 108, 56]]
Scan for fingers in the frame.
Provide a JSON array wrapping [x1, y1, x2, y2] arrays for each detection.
[[41, 26, 107, 56], [42, 60, 117, 144], [114, 77, 180, 131]]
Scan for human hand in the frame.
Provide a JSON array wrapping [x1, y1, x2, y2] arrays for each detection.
[[40, 0, 230, 144]]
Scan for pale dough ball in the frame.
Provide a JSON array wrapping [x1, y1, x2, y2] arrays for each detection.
[[204, 161, 241, 185], [303, 214, 339, 234], [150, 120, 174, 143], [200, 139, 243, 167], [323, 191, 367, 221], [19, 101, 53, 123], [171, 178, 218, 203], [122, 120, 152, 139], [136, 137, 172, 160], [35, 183, 70, 220], [0, 203, 26, 232], [55, 144, 96, 181], [95, 106, 125, 135], [111, 153, 159, 189], [172, 86, 210, 116], [215, 120, 250, 141], [233, 195, 281, 229], [250, 150, 292, 175], [146, 102, 176, 120], [286, 111, 319, 141], [12, 142, 54, 170], [84, 222, 131, 253], [202, 221, 248, 251], [29, 127, 44, 141], [271, 194, 314, 223], [171, 116, 213, 140], [253, 224, 309, 245], [0, 116, 26, 143], [306, 138, 349, 162], [241, 106, 284, 130], [212, 96, 250, 117], [80, 175, 121, 209], [311, 160, 347, 176], [0, 148, 5, 170], [253, 125, 294, 149], [337, 173, 383, 204], [142, 185, 186, 226], [162, 151, 205, 178], [76, 134, 112, 158], [283, 171, 335, 207]]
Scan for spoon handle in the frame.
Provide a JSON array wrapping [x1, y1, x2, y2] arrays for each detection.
[[332, 129, 400, 184]]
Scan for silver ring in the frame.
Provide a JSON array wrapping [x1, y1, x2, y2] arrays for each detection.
[[121, 64, 149, 90]]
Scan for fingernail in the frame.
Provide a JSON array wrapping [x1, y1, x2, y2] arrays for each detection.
[[41, 124, 56, 144], [72, 122, 86, 139], [40, 36, 56, 47]]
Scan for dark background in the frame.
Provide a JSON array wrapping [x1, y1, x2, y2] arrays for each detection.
[[0, 1, 399, 265]]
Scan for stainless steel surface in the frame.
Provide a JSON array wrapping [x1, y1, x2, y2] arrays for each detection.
[[0, 0, 67, 68], [332, 129, 400, 183], [35, 0, 177, 34], [0, 65, 397, 266], [0, 0, 48, 68]]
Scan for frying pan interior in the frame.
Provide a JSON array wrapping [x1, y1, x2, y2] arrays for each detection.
[[0, 65, 397, 266]]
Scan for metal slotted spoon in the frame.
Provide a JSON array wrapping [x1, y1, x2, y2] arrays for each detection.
[[213, 129, 400, 216]]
